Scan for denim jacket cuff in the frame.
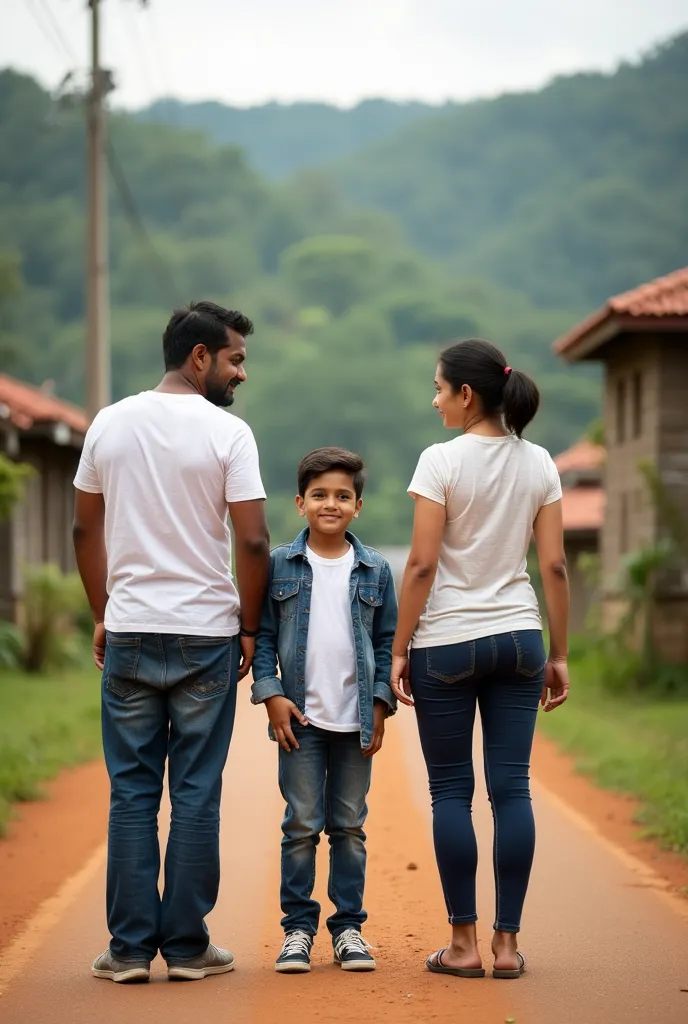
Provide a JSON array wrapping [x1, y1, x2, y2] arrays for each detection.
[[250, 676, 285, 705], [373, 681, 397, 716]]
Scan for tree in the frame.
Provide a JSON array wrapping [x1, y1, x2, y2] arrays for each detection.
[[280, 235, 378, 316]]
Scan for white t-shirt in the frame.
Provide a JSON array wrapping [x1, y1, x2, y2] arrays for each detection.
[[304, 545, 359, 732], [408, 433, 562, 648], [73, 391, 266, 636]]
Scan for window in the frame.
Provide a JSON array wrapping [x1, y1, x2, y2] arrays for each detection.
[[616, 378, 626, 444], [631, 370, 642, 439], [620, 492, 629, 554]]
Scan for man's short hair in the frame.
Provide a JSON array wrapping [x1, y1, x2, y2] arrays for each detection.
[[162, 300, 254, 370], [297, 447, 366, 499]]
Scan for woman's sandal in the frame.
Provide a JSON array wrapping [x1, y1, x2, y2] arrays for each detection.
[[492, 950, 526, 979], [426, 949, 485, 978]]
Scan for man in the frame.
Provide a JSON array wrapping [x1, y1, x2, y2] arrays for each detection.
[[73, 300, 270, 983]]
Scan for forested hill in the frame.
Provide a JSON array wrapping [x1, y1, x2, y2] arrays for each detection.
[[133, 34, 688, 314], [0, 62, 625, 546], [133, 98, 442, 179], [326, 33, 688, 310]]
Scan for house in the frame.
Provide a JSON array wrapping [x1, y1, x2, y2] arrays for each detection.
[[0, 374, 88, 623], [554, 439, 605, 633], [555, 267, 688, 662]]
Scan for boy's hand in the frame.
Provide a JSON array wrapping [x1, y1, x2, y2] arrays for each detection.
[[364, 700, 387, 758], [265, 695, 308, 752]]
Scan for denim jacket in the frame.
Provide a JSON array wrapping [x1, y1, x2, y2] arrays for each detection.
[[251, 528, 398, 748]]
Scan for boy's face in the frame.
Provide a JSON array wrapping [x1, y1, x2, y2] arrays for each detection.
[[296, 470, 362, 536]]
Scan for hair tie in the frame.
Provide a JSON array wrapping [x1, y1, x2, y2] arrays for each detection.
[[504, 366, 512, 376]]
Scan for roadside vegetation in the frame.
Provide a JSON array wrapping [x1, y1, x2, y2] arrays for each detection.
[[0, 665, 100, 836], [539, 642, 688, 856]]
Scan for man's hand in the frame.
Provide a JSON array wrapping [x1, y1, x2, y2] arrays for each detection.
[[265, 695, 308, 752], [93, 622, 106, 671], [238, 635, 255, 680], [364, 700, 387, 758]]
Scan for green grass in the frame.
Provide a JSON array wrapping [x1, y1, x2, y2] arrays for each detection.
[[538, 653, 688, 856], [0, 667, 102, 836]]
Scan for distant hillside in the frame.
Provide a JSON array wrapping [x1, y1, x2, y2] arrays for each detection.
[[133, 98, 443, 179], [326, 33, 688, 310]]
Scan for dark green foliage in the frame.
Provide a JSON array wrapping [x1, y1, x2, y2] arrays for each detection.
[[0, 66, 607, 546]]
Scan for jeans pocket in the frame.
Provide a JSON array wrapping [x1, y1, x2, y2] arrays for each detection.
[[179, 638, 232, 699], [426, 642, 476, 684], [104, 635, 142, 700], [512, 631, 547, 679]]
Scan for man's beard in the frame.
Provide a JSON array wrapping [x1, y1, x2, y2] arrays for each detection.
[[206, 376, 240, 408]]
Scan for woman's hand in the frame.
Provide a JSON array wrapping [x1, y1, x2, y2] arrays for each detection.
[[391, 653, 413, 706], [541, 657, 569, 712]]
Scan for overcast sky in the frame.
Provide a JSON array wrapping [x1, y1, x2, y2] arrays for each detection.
[[3, 0, 687, 109]]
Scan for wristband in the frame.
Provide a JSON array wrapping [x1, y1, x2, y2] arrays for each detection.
[[240, 627, 259, 638]]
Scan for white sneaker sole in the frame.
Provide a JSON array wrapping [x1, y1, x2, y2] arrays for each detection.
[[335, 958, 376, 972], [275, 960, 311, 973], [92, 966, 150, 983], [168, 961, 235, 981]]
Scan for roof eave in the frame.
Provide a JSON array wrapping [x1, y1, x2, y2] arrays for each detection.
[[556, 312, 688, 363]]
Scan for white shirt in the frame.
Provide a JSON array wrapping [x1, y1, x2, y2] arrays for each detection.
[[408, 433, 562, 648], [73, 391, 266, 636], [304, 545, 359, 732]]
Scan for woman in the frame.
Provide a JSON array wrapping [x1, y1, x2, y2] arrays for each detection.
[[391, 338, 569, 980]]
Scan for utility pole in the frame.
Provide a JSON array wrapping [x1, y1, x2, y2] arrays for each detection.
[[85, 0, 110, 420]]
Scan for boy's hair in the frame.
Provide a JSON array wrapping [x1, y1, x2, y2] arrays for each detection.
[[297, 447, 366, 500]]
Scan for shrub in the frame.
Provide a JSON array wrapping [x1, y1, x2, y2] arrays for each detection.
[[0, 619, 23, 669], [20, 564, 90, 673]]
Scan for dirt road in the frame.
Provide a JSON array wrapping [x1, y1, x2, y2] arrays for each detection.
[[1, 688, 687, 1024]]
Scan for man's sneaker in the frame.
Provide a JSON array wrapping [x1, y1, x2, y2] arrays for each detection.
[[333, 929, 376, 971], [275, 930, 313, 973], [91, 949, 150, 983], [167, 943, 235, 981]]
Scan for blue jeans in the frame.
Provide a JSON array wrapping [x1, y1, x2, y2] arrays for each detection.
[[278, 724, 372, 937], [410, 630, 545, 934], [101, 632, 238, 963]]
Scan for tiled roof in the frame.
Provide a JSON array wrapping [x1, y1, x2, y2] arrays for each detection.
[[554, 439, 605, 475], [0, 373, 88, 436], [608, 266, 688, 317], [561, 486, 605, 533], [555, 266, 688, 358]]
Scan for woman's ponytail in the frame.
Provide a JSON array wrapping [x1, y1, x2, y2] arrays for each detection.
[[502, 368, 540, 438]]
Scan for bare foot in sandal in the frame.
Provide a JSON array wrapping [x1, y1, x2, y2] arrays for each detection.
[[430, 923, 483, 973], [492, 931, 525, 978]]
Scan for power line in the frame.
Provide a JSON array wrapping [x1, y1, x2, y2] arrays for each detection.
[[106, 140, 178, 306], [142, 2, 176, 102], [34, 0, 79, 63], [26, 0, 73, 64], [116, 0, 158, 100]]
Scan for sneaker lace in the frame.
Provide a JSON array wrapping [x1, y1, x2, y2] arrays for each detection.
[[282, 931, 311, 957], [334, 928, 375, 956]]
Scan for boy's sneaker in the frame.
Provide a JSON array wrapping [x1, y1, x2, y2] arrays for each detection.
[[275, 930, 313, 973], [333, 928, 376, 971], [167, 943, 235, 981], [91, 949, 150, 983]]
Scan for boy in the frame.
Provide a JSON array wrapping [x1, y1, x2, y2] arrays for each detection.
[[251, 447, 397, 974]]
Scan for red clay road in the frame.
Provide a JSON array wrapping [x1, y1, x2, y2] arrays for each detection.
[[1, 688, 687, 1024]]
